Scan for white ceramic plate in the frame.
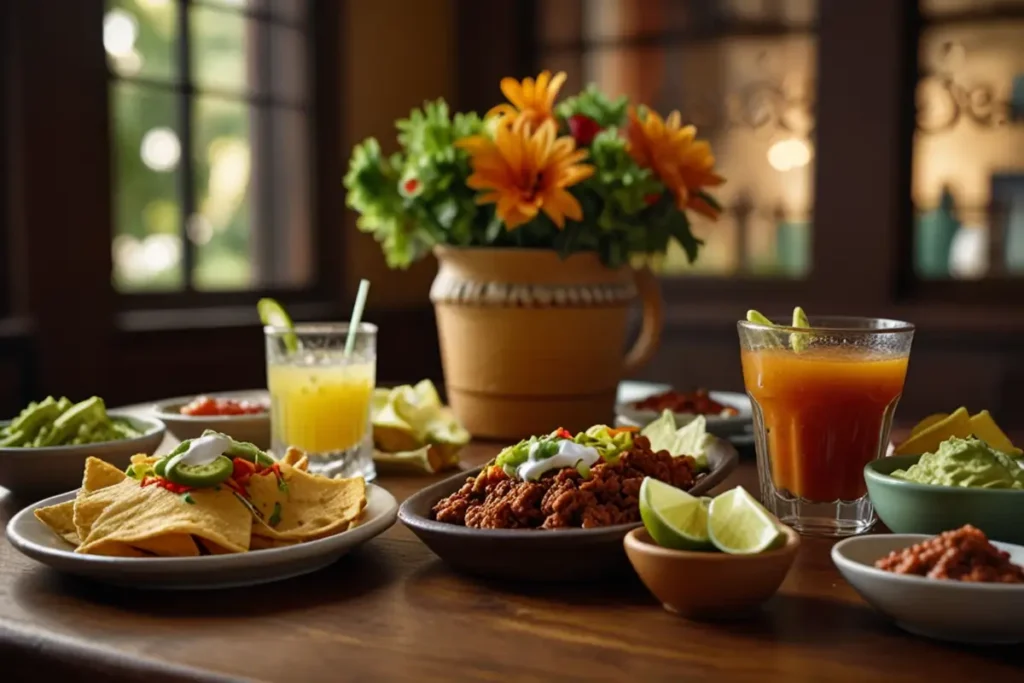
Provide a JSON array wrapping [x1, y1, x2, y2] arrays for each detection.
[[6, 483, 398, 590], [615, 389, 753, 436], [832, 533, 1024, 644], [151, 389, 271, 450]]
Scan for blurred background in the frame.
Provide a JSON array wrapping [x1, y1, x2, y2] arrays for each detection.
[[1, 0, 1022, 425]]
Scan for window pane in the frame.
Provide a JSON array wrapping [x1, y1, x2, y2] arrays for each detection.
[[190, 5, 249, 95], [111, 82, 184, 292], [192, 96, 252, 291], [913, 8, 1024, 278], [538, 0, 818, 278], [105, 0, 178, 81]]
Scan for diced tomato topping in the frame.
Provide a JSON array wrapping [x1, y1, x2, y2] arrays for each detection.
[[180, 396, 267, 416]]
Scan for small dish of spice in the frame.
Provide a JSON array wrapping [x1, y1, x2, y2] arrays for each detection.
[[616, 389, 752, 437], [832, 526, 1024, 644]]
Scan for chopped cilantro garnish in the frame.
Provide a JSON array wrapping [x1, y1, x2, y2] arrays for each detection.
[[182, 493, 195, 505], [125, 465, 136, 478], [268, 501, 282, 527]]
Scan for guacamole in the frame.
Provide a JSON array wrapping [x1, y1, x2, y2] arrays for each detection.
[[891, 437, 1024, 490]]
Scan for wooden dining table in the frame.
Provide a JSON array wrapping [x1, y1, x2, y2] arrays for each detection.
[[1, 419, 1022, 683]]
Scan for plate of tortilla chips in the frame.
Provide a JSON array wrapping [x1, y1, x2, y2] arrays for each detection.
[[6, 444, 398, 589]]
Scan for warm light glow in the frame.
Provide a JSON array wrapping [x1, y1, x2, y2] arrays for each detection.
[[103, 9, 138, 58], [767, 138, 812, 172], [949, 225, 988, 279], [140, 127, 181, 172], [113, 234, 181, 281], [142, 234, 181, 273], [187, 214, 214, 245], [137, 0, 171, 8], [111, 49, 144, 77]]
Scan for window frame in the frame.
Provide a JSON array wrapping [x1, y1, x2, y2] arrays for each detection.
[[104, 0, 345, 314], [520, 0, 1024, 331]]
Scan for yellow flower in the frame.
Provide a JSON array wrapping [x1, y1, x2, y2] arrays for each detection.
[[487, 70, 567, 129], [626, 106, 725, 219], [457, 117, 594, 230]]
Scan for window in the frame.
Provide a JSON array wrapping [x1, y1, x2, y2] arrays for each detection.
[[913, 0, 1024, 280], [536, 0, 819, 278], [105, 0, 314, 294]]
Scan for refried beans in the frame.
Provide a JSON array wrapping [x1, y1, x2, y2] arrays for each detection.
[[431, 436, 702, 529], [874, 524, 1024, 583]]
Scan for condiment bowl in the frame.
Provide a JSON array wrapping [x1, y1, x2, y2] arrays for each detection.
[[623, 525, 800, 619], [0, 412, 165, 496], [864, 455, 1024, 544], [614, 390, 752, 436], [152, 390, 270, 450], [832, 534, 1024, 644]]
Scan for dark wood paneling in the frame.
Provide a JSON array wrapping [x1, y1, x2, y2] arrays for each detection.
[[8, 0, 114, 400], [108, 308, 441, 407]]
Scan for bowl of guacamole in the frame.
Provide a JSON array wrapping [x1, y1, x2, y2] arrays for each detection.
[[865, 437, 1024, 545]]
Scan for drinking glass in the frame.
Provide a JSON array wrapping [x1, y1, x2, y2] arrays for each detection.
[[265, 323, 377, 481], [737, 316, 914, 537]]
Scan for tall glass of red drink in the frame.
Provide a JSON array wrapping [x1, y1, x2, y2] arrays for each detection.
[[738, 316, 914, 537]]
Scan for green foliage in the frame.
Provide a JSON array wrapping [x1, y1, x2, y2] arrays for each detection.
[[344, 100, 492, 268], [556, 84, 629, 129], [344, 85, 717, 270]]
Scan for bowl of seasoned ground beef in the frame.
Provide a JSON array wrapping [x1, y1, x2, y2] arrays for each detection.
[[832, 526, 1024, 644], [399, 435, 738, 581]]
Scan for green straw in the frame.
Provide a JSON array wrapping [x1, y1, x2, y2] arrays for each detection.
[[345, 279, 371, 356]]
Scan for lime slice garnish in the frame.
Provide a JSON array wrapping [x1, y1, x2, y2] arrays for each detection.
[[707, 487, 784, 555], [746, 310, 774, 326], [257, 298, 297, 352], [790, 306, 811, 353], [639, 477, 713, 551]]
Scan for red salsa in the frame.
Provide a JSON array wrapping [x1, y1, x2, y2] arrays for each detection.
[[632, 389, 738, 416], [180, 396, 267, 417]]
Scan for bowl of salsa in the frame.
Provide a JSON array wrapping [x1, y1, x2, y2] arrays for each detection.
[[152, 390, 270, 449], [615, 388, 752, 436]]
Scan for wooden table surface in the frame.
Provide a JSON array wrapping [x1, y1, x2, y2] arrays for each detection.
[[2, 428, 1023, 682]]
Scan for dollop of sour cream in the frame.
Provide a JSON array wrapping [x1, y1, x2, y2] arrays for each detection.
[[517, 439, 601, 481], [167, 433, 233, 470]]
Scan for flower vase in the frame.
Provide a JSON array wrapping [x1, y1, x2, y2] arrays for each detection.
[[430, 246, 663, 440]]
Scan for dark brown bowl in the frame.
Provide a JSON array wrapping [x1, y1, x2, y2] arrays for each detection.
[[398, 438, 739, 581]]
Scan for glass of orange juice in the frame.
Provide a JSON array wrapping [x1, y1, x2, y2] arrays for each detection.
[[738, 316, 914, 537], [265, 323, 377, 480]]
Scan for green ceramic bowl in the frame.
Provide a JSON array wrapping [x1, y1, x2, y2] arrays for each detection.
[[864, 455, 1024, 544]]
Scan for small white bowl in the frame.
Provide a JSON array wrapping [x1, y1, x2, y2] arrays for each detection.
[[832, 534, 1024, 644], [152, 390, 270, 449]]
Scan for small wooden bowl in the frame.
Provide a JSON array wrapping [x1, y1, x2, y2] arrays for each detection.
[[623, 525, 800, 619]]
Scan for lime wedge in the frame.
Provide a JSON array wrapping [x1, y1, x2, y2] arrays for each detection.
[[639, 477, 712, 551], [257, 298, 297, 352], [708, 487, 784, 554], [790, 306, 811, 353], [746, 309, 774, 326]]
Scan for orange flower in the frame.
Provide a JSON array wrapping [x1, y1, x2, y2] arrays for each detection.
[[456, 117, 594, 230], [487, 70, 567, 129], [626, 106, 725, 219]]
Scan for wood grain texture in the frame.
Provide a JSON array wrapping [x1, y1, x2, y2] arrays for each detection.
[[1, 431, 1022, 682]]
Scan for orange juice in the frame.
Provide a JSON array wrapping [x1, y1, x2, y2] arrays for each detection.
[[741, 347, 908, 502]]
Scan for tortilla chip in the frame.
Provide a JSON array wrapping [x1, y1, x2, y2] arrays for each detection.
[[247, 465, 367, 543], [248, 536, 299, 550], [82, 456, 127, 493], [82, 540, 150, 558], [34, 500, 81, 546], [280, 447, 308, 472], [77, 485, 251, 556], [195, 538, 236, 555], [130, 533, 200, 557]]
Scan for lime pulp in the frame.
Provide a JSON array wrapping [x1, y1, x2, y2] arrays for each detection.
[[707, 487, 784, 555], [639, 477, 712, 550]]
